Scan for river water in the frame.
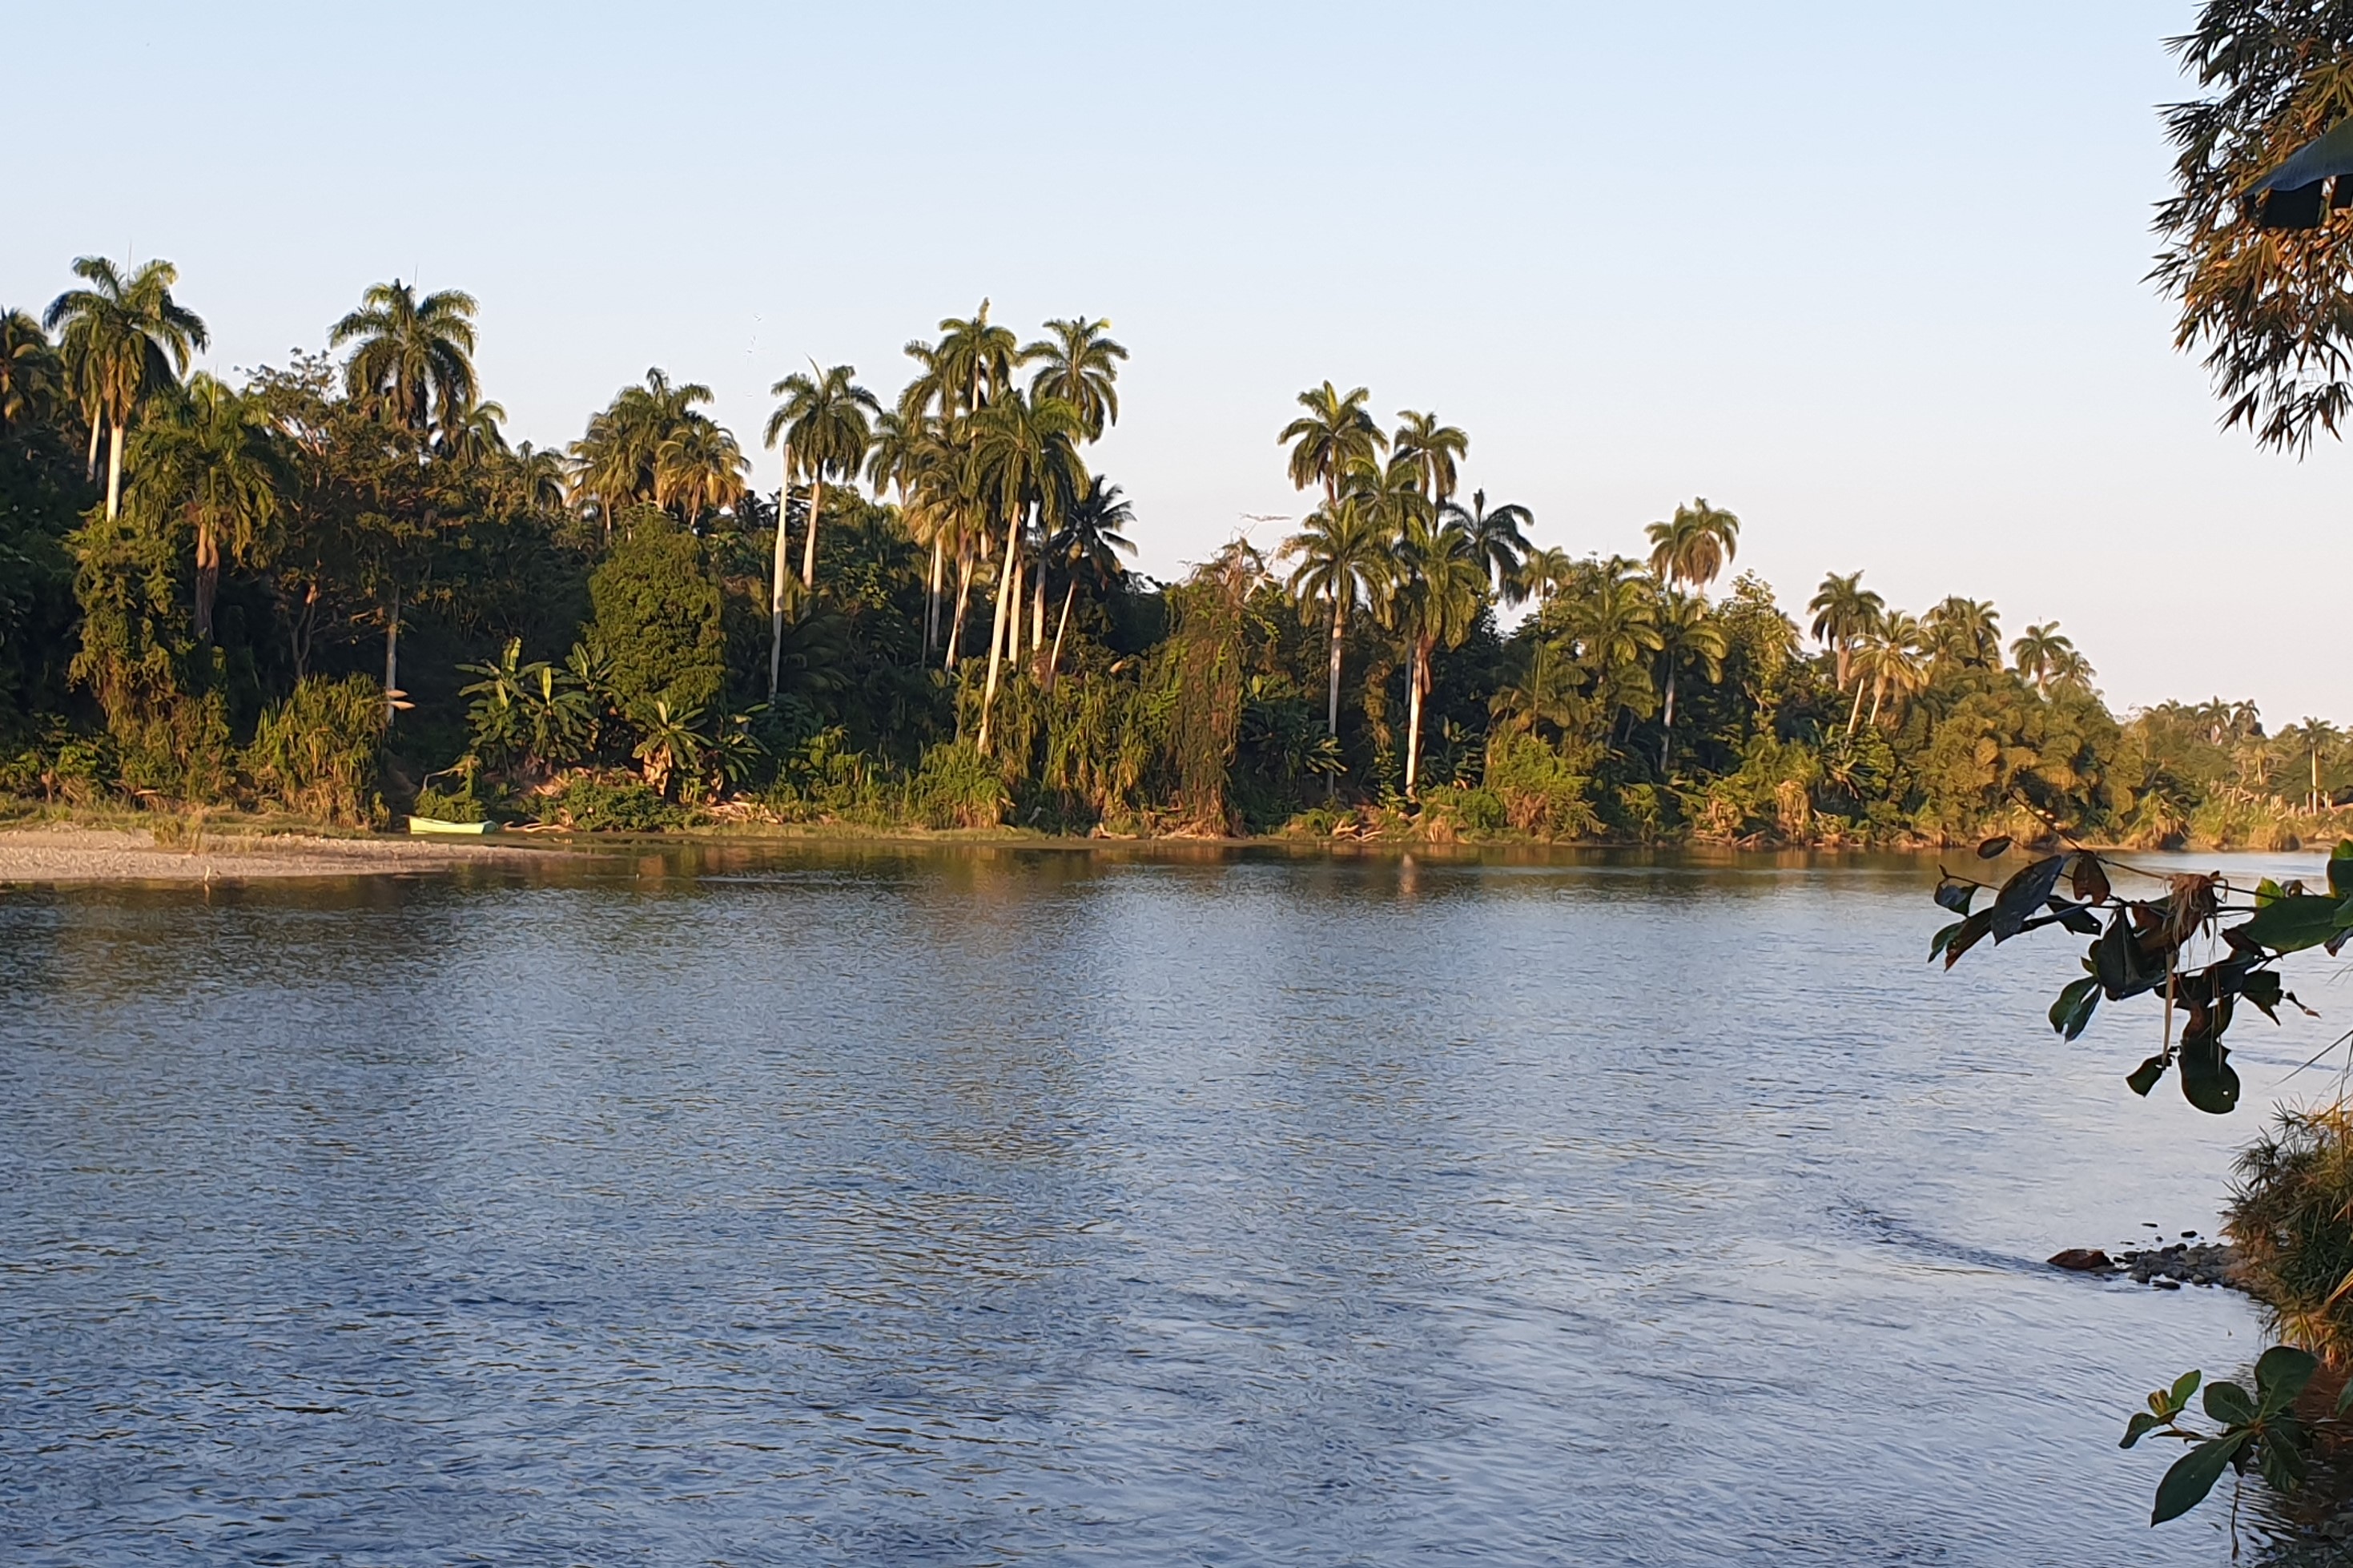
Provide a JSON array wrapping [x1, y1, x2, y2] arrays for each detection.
[[1, 845, 2342, 1564]]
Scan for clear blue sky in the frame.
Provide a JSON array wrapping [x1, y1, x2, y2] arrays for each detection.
[[9, 2, 2340, 722]]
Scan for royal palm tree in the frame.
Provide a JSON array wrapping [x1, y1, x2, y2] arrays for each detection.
[[45, 255, 209, 519], [932, 300, 1021, 414], [1808, 570, 1884, 693], [434, 399, 510, 467], [1392, 410, 1468, 510], [971, 390, 1086, 750], [1644, 497, 1740, 596], [2010, 622, 2078, 695], [1044, 476, 1136, 686], [123, 372, 286, 642], [1655, 589, 1727, 766], [329, 279, 479, 437], [1283, 495, 1395, 738], [1448, 488, 1535, 600], [1281, 382, 1385, 509], [1024, 316, 1127, 440], [766, 361, 880, 594], [1389, 514, 1488, 796]]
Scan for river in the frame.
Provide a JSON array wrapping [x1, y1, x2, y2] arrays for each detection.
[[1, 845, 2336, 1564]]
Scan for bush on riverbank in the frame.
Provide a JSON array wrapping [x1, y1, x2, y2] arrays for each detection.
[[2231, 1104, 2353, 1366]]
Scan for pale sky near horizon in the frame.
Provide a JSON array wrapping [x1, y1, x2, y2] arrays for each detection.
[[10, 2, 2345, 723]]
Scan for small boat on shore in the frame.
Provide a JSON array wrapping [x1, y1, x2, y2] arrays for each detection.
[[405, 817, 501, 837]]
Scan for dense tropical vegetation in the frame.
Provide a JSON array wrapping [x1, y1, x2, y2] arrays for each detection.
[[2, 265, 2348, 843]]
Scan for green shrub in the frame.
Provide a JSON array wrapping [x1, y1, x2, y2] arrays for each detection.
[[588, 521, 726, 718], [2230, 1104, 2353, 1365], [412, 782, 489, 824], [247, 675, 388, 826], [909, 740, 1006, 830], [546, 773, 683, 832], [1483, 731, 1599, 838]]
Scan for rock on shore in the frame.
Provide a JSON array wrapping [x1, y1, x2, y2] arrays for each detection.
[[2049, 1241, 2241, 1290]]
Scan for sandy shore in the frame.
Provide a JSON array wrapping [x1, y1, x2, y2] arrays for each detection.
[[0, 825, 544, 884]]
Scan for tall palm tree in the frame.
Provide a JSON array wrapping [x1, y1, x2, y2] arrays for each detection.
[[1043, 476, 1136, 686], [1447, 488, 1535, 600], [766, 361, 880, 593], [654, 417, 749, 526], [1644, 497, 1740, 596], [867, 406, 941, 650], [1655, 589, 1727, 766], [1392, 410, 1469, 511], [0, 309, 59, 432], [45, 255, 209, 519], [2010, 621, 2077, 694], [329, 279, 479, 437], [1282, 495, 1396, 738], [1389, 514, 1488, 796], [932, 300, 1021, 414], [434, 399, 510, 467], [1922, 596, 2002, 669], [123, 372, 286, 642], [1281, 382, 1385, 509], [1856, 611, 1929, 731], [1024, 316, 1127, 440], [1808, 571, 1884, 693], [971, 390, 1086, 750]]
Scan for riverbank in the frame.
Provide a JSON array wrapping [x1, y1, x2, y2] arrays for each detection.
[[0, 824, 545, 884]]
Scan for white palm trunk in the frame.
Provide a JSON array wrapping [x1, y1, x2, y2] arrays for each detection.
[[768, 449, 792, 697]]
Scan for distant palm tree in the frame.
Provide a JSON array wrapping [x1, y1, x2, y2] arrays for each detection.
[[2010, 621, 2078, 695], [1044, 476, 1136, 686], [1281, 382, 1385, 509], [932, 300, 1021, 413], [1283, 496, 1396, 738], [1852, 611, 1927, 732], [0, 308, 60, 432], [569, 368, 717, 534], [1448, 488, 1534, 600], [504, 441, 571, 512], [1655, 589, 1727, 766], [329, 279, 479, 438], [1808, 570, 1884, 693], [123, 373, 285, 642], [1644, 497, 1740, 596], [766, 361, 880, 595], [971, 390, 1086, 750], [1024, 316, 1128, 440], [1389, 514, 1488, 796], [434, 399, 510, 467], [1567, 570, 1663, 742], [45, 255, 209, 519], [1392, 409, 1469, 509], [655, 416, 749, 526], [1922, 596, 2002, 669]]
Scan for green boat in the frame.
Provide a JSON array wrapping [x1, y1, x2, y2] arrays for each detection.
[[405, 816, 501, 836]]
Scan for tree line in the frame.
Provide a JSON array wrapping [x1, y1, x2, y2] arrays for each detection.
[[0, 255, 2343, 842]]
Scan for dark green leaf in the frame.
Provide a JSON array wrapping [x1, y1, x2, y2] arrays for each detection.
[[2332, 851, 2353, 903], [1991, 855, 2067, 941], [2180, 1033, 2241, 1115], [1929, 921, 1965, 962], [2126, 1055, 2168, 1097], [2261, 1419, 2312, 1493], [2154, 1433, 2247, 1525], [1977, 835, 2012, 859], [2206, 1381, 2258, 1425], [1943, 910, 1994, 970], [2048, 976, 2101, 1041], [2257, 1345, 2319, 1413], [1933, 874, 1977, 915], [2237, 895, 2346, 955], [2122, 1409, 2162, 1449], [2098, 913, 2169, 1000], [2170, 1369, 2203, 1414], [2046, 898, 2102, 935]]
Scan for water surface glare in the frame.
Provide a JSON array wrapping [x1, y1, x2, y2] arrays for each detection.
[[0, 846, 2327, 1564]]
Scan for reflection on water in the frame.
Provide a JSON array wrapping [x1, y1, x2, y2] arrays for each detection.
[[0, 846, 2341, 1563]]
